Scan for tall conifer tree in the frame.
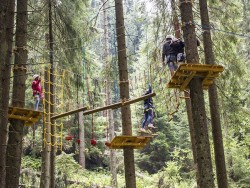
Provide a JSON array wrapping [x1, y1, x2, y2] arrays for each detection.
[[115, 0, 136, 187], [0, 1, 8, 186], [199, 0, 228, 187], [6, 0, 28, 187], [179, 1, 215, 187]]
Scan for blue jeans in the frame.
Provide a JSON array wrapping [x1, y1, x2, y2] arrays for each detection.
[[166, 54, 178, 72], [34, 94, 40, 111], [142, 108, 153, 128]]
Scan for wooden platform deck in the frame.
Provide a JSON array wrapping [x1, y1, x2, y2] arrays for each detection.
[[167, 63, 224, 90], [105, 135, 153, 149], [8, 107, 43, 126]]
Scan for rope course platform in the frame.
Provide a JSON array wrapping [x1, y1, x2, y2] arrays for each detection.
[[105, 135, 153, 149], [8, 107, 43, 126], [167, 63, 224, 90]]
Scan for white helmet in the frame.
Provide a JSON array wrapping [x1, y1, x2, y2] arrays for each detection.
[[33, 74, 39, 79], [166, 35, 173, 40]]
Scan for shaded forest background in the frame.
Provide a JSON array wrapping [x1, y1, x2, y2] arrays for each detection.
[[1, 0, 250, 187]]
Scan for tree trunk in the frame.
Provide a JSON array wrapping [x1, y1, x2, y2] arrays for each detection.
[[79, 42, 86, 168], [179, 1, 215, 188], [199, 1, 228, 187], [115, 1, 136, 188], [102, 0, 118, 187], [78, 105, 85, 168], [170, 0, 198, 164], [40, 67, 51, 188], [0, 1, 9, 187], [108, 91, 118, 188], [48, 0, 56, 186], [6, 0, 28, 187]]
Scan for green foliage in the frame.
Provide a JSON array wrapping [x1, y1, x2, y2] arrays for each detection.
[[225, 138, 250, 187], [156, 160, 196, 188], [21, 156, 41, 171], [18, 0, 250, 187]]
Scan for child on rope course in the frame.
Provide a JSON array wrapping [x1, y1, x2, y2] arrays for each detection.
[[32, 74, 43, 111], [140, 84, 156, 133]]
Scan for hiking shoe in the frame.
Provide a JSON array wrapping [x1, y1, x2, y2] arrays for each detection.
[[148, 124, 156, 128], [139, 128, 147, 133]]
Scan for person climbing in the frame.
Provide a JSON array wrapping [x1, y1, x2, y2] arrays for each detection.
[[32, 74, 43, 111], [162, 34, 201, 77], [140, 84, 155, 132], [171, 37, 185, 63], [162, 35, 185, 76], [173, 37, 200, 63]]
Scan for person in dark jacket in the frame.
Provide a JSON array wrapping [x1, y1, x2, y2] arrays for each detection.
[[162, 35, 201, 76], [162, 35, 185, 76], [171, 38, 185, 63], [140, 85, 155, 132], [171, 37, 200, 63]]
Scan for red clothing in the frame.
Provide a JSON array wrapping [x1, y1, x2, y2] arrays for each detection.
[[32, 79, 42, 97]]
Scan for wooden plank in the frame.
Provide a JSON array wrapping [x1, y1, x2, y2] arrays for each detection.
[[83, 92, 156, 115], [107, 135, 152, 149], [202, 71, 213, 86], [8, 114, 36, 122], [180, 71, 196, 91], [175, 70, 220, 78], [179, 63, 224, 72], [51, 93, 156, 120], [8, 107, 43, 115], [51, 106, 88, 120], [203, 80, 213, 86], [109, 145, 143, 149], [24, 121, 35, 126]]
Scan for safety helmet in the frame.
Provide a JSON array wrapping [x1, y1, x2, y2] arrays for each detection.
[[166, 35, 173, 40], [33, 74, 39, 79]]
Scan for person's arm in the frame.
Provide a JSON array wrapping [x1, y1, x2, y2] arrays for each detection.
[[162, 44, 166, 63], [32, 80, 38, 90], [148, 84, 152, 93], [197, 38, 200, 46], [180, 41, 185, 48], [32, 79, 41, 90]]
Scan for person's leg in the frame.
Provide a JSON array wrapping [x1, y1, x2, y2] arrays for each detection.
[[141, 112, 148, 132], [173, 61, 178, 71], [167, 61, 175, 76], [167, 55, 177, 76], [148, 109, 156, 128], [34, 95, 40, 111]]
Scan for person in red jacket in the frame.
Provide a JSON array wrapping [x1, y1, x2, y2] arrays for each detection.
[[32, 74, 43, 111]]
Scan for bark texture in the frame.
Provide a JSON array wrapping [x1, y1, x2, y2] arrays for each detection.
[[115, 0, 136, 187], [179, 1, 215, 187], [170, 0, 197, 164], [102, 0, 118, 186], [199, 1, 228, 187], [0, 1, 8, 187], [78, 105, 85, 168], [40, 67, 51, 188], [6, 0, 28, 187], [48, 1, 56, 187]]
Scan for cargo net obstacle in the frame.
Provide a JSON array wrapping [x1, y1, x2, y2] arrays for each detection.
[[43, 66, 66, 151]]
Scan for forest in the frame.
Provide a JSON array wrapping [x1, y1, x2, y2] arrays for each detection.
[[0, 0, 249, 187]]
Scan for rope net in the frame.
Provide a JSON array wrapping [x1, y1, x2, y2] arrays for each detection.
[[42, 65, 66, 151]]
